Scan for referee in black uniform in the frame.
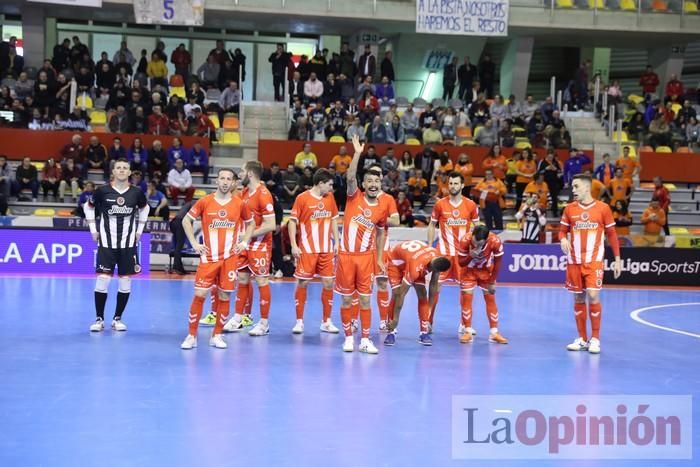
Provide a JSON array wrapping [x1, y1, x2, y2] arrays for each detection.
[[84, 158, 148, 332]]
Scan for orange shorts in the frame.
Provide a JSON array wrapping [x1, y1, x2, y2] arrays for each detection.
[[387, 262, 406, 289], [335, 252, 375, 296], [237, 247, 271, 277], [439, 256, 461, 283], [565, 262, 604, 293], [295, 252, 335, 280], [459, 267, 495, 291], [194, 256, 238, 292]]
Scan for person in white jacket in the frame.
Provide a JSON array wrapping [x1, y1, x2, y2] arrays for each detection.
[[168, 159, 195, 203]]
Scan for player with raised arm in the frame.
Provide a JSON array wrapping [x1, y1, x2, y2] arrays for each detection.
[[560, 173, 622, 354], [180, 169, 254, 349], [85, 158, 148, 332], [288, 168, 341, 334], [456, 225, 508, 344], [223, 161, 277, 336], [426, 171, 479, 336], [336, 135, 399, 354], [382, 240, 451, 346]]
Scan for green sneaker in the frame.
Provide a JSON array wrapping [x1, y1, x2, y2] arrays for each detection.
[[199, 312, 217, 326], [241, 314, 254, 327]]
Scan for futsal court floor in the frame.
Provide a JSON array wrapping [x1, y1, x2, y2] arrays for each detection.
[[0, 275, 698, 467]]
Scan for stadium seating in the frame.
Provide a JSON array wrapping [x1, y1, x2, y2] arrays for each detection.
[[329, 135, 346, 143], [221, 131, 240, 145], [655, 146, 672, 153], [223, 116, 240, 130]]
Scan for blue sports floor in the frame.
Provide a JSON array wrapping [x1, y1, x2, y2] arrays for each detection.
[[0, 276, 698, 467]]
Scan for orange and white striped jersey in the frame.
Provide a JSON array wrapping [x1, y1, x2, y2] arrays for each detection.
[[241, 182, 275, 251], [290, 190, 339, 254], [430, 196, 479, 256], [341, 191, 397, 253], [560, 200, 615, 264], [187, 194, 252, 263], [457, 231, 504, 269], [388, 240, 440, 285]]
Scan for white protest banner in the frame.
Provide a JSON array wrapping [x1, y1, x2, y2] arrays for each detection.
[[416, 0, 509, 37], [133, 0, 205, 26]]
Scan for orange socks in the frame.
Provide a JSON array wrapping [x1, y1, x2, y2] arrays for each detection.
[[235, 282, 250, 315], [351, 294, 360, 320], [483, 293, 499, 329], [213, 297, 230, 335], [188, 295, 205, 336], [360, 308, 371, 338], [377, 289, 390, 322], [321, 288, 333, 322], [295, 287, 308, 320], [244, 284, 254, 315], [418, 298, 430, 334], [341, 306, 353, 336], [574, 302, 588, 340], [259, 284, 271, 319], [460, 293, 473, 328], [589, 302, 602, 340]]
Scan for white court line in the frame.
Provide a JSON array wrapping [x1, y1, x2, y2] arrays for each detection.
[[629, 302, 700, 340]]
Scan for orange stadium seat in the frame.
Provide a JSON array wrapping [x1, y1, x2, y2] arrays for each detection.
[[223, 116, 239, 130]]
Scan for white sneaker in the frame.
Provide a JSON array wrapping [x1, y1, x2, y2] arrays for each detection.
[[426, 322, 433, 334], [273, 269, 284, 279], [292, 320, 304, 334], [359, 337, 379, 355], [379, 320, 388, 332], [180, 335, 197, 350], [223, 317, 243, 332], [209, 334, 228, 349], [458, 324, 467, 335], [111, 319, 127, 331], [588, 338, 601, 354], [90, 318, 104, 332], [567, 337, 590, 351], [320, 320, 340, 334], [342, 336, 354, 352], [248, 321, 270, 336]]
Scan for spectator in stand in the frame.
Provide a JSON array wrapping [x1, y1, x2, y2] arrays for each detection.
[[515, 148, 537, 210], [269, 44, 291, 102], [338, 42, 356, 81], [537, 149, 563, 216], [167, 137, 187, 169], [608, 167, 633, 206], [358, 145, 382, 181], [664, 74, 684, 103], [288, 71, 303, 105], [397, 150, 415, 181], [346, 115, 366, 142], [458, 56, 477, 102], [146, 180, 169, 220], [263, 161, 283, 198], [189, 141, 209, 184], [84, 136, 109, 180], [147, 105, 169, 135], [0, 156, 11, 202], [443, 56, 458, 100], [616, 146, 641, 184], [376, 76, 395, 106], [187, 82, 205, 107], [380, 147, 398, 174], [377, 50, 394, 82], [4, 46, 24, 79], [107, 137, 126, 170], [475, 119, 498, 147], [14, 157, 39, 201], [479, 54, 496, 98], [148, 139, 168, 178], [595, 153, 615, 186], [639, 65, 659, 102], [465, 80, 480, 106], [419, 103, 437, 130], [414, 146, 438, 182], [610, 199, 633, 236], [168, 158, 194, 203], [294, 143, 318, 173], [455, 153, 474, 195], [423, 120, 443, 145], [330, 145, 352, 175], [28, 108, 53, 130], [300, 166, 314, 190], [504, 151, 520, 194], [523, 171, 551, 212], [468, 94, 490, 127], [652, 176, 671, 235], [490, 95, 507, 127], [74, 181, 94, 217], [358, 89, 379, 124], [52, 38, 72, 72], [281, 163, 301, 206], [304, 72, 324, 105], [396, 191, 414, 227], [357, 45, 376, 82], [382, 169, 403, 198], [367, 115, 388, 143], [407, 169, 430, 211], [59, 158, 82, 200], [326, 100, 347, 138], [433, 152, 453, 196], [648, 112, 671, 148], [34, 71, 56, 114], [219, 80, 241, 118], [145, 50, 168, 92], [63, 106, 91, 132], [401, 103, 420, 139], [107, 105, 130, 133], [40, 158, 62, 200], [297, 54, 310, 81], [322, 73, 341, 106], [131, 170, 147, 192], [563, 148, 591, 187], [171, 43, 192, 81], [309, 49, 327, 82], [687, 116, 700, 151], [208, 40, 230, 65], [218, 56, 240, 91], [197, 55, 220, 90], [60, 134, 84, 169], [520, 95, 537, 123], [387, 115, 405, 144], [439, 107, 458, 141], [192, 107, 216, 139], [128, 137, 148, 173], [345, 96, 359, 120], [626, 112, 647, 143], [309, 105, 327, 141], [165, 95, 184, 119], [136, 49, 148, 75], [641, 198, 667, 240], [113, 41, 136, 67], [356, 74, 376, 100], [474, 168, 506, 230]]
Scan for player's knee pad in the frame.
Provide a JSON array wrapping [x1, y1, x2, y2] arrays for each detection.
[[118, 276, 131, 294], [95, 275, 111, 293]]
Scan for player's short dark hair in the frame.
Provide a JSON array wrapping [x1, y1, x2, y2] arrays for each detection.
[[572, 173, 592, 185], [473, 224, 489, 242], [431, 256, 452, 273], [364, 168, 382, 180], [244, 160, 263, 178], [114, 157, 129, 166], [313, 168, 333, 185], [218, 168, 237, 179], [448, 171, 464, 182]]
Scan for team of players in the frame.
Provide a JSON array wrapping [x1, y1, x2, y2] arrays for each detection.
[[88, 148, 622, 355]]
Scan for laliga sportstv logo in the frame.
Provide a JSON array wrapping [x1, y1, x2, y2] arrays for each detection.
[[451, 395, 691, 459]]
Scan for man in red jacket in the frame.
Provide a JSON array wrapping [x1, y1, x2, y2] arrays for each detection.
[[652, 176, 671, 235], [665, 74, 684, 103], [147, 105, 170, 135], [170, 43, 192, 81], [639, 65, 659, 102]]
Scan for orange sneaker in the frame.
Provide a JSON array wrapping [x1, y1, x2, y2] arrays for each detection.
[[459, 332, 473, 344], [488, 332, 508, 344]]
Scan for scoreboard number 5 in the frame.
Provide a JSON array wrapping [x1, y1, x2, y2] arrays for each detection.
[[163, 0, 175, 19]]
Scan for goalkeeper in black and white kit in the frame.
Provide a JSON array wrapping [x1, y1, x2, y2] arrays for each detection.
[[84, 158, 149, 332]]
